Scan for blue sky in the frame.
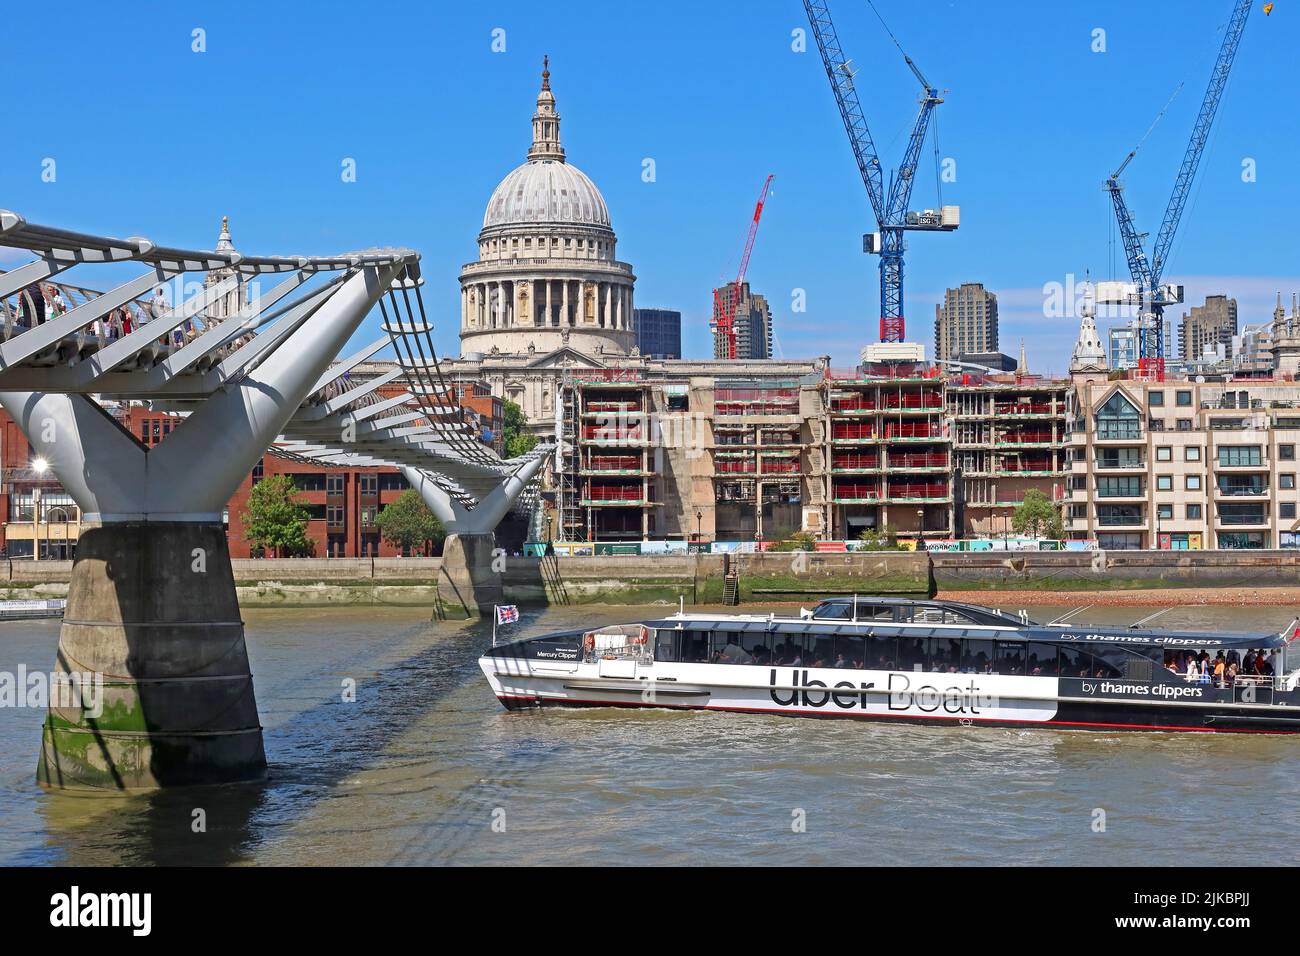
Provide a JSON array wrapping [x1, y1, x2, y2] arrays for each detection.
[[2, 0, 1296, 374]]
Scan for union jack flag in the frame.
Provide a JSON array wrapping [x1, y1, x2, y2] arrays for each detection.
[[495, 605, 519, 626]]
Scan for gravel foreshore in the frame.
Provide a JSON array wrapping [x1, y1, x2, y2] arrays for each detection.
[[937, 587, 1300, 607]]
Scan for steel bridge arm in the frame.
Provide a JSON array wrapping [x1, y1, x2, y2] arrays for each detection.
[[803, 0, 886, 221], [1150, 0, 1252, 280]]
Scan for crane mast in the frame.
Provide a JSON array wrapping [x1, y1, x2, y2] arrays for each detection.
[[712, 174, 774, 360], [1104, 0, 1253, 380], [804, 0, 957, 345]]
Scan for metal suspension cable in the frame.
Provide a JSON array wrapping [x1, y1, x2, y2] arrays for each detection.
[[393, 284, 499, 467], [380, 287, 500, 469]]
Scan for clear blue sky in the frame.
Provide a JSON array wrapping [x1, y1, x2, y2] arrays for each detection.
[[2, 0, 1295, 374]]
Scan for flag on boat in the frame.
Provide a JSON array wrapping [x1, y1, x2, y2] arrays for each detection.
[[495, 605, 519, 626]]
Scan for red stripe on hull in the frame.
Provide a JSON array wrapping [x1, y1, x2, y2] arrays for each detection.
[[494, 694, 1298, 735]]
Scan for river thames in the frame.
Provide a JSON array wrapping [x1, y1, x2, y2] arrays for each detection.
[[2, 602, 1298, 866]]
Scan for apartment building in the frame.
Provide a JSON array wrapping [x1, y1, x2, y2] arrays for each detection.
[[934, 282, 998, 363], [1066, 378, 1300, 549]]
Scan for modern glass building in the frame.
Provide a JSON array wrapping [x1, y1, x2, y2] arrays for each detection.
[[634, 307, 682, 359]]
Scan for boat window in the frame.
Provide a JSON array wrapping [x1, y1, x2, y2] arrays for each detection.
[[928, 637, 964, 672], [996, 641, 1025, 675], [655, 629, 678, 663], [1025, 643, 1059, 676], [772, 634, 809, 666], [962, 639, 993, 672], [899, 636, 928, 670], [910, 606, 946, 624], [1090, 645, 1136, 680], [834, 632, 866, 667], [807, 634, 835, 667], [1059, 646, 1094, 678], [711, 631, 752, 664], [814, 602, 852, 620], [681, 629, 710, 663], [740, 630, 772, 664], [853, 603, 896, 622], [867, 635, 898, 669]]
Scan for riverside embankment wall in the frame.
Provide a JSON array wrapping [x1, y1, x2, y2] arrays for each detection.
[[3, 550, 1299, 609], [929, 549, 1300, 592]]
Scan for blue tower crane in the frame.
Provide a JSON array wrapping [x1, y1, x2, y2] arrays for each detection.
[[1103, 0, 1254, 380], [803, 0, 958, 345]]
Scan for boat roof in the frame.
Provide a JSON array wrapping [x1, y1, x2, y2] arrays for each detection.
[[647, 613, 1287, 649]]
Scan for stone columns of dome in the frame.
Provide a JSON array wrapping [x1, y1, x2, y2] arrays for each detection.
[[603, 283, 612, 329], [562, 279, 570, 326], [545, 279, 553, 327], [615, 285, 623, 330], [494, 281, 503, 329]]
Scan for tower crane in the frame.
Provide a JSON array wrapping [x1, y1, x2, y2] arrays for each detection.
[[1102, 0, 1254, 380], [803, 0, 958, 344], [712, 174, 774, 360]]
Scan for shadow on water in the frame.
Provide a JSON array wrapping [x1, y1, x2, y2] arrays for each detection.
[[28, 611, 495, 866]]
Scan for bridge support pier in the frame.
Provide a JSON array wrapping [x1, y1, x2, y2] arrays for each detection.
[[436, 533, 502, 616], [39, 521, 265, 789], [402, 455, 549, 616]]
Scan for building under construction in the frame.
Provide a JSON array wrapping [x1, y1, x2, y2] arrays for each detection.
[[947, 379, 1070, 537], [823, 363, 951, 539]]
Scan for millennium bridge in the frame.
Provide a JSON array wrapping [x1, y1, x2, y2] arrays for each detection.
[[0, 211, 549, 790]]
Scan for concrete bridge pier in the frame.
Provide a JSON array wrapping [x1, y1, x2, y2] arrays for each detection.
[[40, 521, 263, 788], [0, 263, 399, 790], [437, 533, 502, 616], [402, 454, 548, 616]]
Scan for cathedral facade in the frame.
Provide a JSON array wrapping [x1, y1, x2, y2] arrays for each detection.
[[452, 60, 639, 432]]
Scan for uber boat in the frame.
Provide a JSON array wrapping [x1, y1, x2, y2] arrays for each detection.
[[479, 597, 1300, 734]]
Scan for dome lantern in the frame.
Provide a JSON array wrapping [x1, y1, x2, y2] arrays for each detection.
[[527, 55, 565, 164]]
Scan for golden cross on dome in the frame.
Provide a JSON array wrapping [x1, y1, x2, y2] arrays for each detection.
[[541, 55, 550, 91]]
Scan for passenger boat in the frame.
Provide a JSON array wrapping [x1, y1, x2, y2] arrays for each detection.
[[479, 597, 1300, 734]]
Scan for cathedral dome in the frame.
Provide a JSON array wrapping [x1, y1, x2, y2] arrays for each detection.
[[482, 160, 610, 231]]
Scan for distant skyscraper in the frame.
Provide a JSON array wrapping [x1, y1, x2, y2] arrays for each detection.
[[712, 281, 772, 360], [934, 282, 998, 363], [634, 308, 682, 358], [1179, 294, 1238, 361]]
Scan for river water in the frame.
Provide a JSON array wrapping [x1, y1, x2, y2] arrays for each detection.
[[1, 601, 1298, 866]]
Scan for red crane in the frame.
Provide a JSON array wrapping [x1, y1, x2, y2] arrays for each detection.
[[712, 174, 774, 360]]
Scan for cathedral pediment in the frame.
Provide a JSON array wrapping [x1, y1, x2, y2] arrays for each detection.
[[524, 346, 608, 369]]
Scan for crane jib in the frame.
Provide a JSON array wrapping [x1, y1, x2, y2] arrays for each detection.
[[803, 0, 955, 344]]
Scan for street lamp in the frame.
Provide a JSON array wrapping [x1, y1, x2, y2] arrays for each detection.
[[32, 486, 41, 562], [916, 508, 925, 546], [695, 509, 703, 543]]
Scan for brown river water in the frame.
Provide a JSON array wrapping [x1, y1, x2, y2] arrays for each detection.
[[1, 601, 1298, 866]]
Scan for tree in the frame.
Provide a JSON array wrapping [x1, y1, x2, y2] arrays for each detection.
[[770, 531, 817, 552], [242, 474, 312, 557], [1011, 490, 1064, 540], [857, 525, 901, 551], [376, 488, 445, 556], [503, 399, 537, 459]]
